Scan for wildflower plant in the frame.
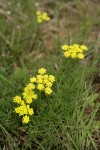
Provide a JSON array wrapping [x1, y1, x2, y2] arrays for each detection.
[[13, 68, 55, 124], [36, 11, 50, 23], [61, 44, 88, 59]]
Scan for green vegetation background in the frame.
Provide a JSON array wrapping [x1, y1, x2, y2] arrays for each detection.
[[0, 0, 100, 149]]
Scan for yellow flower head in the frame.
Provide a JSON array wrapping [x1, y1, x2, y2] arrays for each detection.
[[36, 11, 41, 15], [38, 68, 46, 75], [45, 81, 52, 87], [25, 97, 33, 104], [43, 74, 49, 79], [37, 19, 43, 23], [27, 105, 34, 115], [23, 90, 36, 103], [15, 107, 20, 114], [45, 87, 52, 95], [77, 53, 84, 59], [22, 115, 30, 124], [28, 108, 34, 115], [15, 105, 28, 116], [42, 12, 49, 20], [37, 75, 43, 79], [76, 47, 83, 53], [43, 79, 49, 84], [80, 45, 88, 51], [37, 78, 43, 84], [30, 77, 37, 83], [37, 84, 45, 91], [32, 93, 38, 100], [13, 96, 22, 104], [36, 11, 50, 23], [20, 100, 25, 106], [61, 45, 69, 50], [71, 52, 77, 58], [49, 75, 55, 83], [25, 83, 35, 91], [64, 51, 70, 58]]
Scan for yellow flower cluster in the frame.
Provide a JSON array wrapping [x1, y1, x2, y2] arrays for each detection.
[[13, 68, 55, 124], [13, 86, 37, 124], [36, 11, 50, 23], [61, 44, 88, 59], [30, 68, 55, 95]]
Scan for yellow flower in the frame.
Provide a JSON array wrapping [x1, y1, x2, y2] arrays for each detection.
[[20, 100, 25, 105], [25, 97, 33, 104], [71, 52, 77, 58], [30, 77, 37, 83], [43, 74, 49, 79], [61, 45, 69, 50], [28, 108, 34, 115], [49, 75, 55, 83], [26, 83, 35, 90], [37, 75, 43, 79], [77, 53, 84, 59], [22, 106, 28, 115], [45, 81, 52, 87], [76, 47, 83, 53], [23, 90, 36, 103], [38, 68, 46, 75], [64, 51, 70, 58], [37, 84, 45, 91], [45, 87, 52, 95], [22, 115, 30, 124], [23, 90, 32, 99], [37, 78, 43, 84], [36, 11, 41, 15], [36, 11, 50, 23], [44, 79, 49, 84], [45, 17, 50, 21], [26, 105, 34, 115], [32, 94, 38, 100], [80, 45, 88, 51], [42, 12, 50, 21], [15, 105, 28, 116], [37, 19, 43, 23], [15, 107, 20, 114], [13, 96, 22, 104], [23, 84, 35, 92]]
